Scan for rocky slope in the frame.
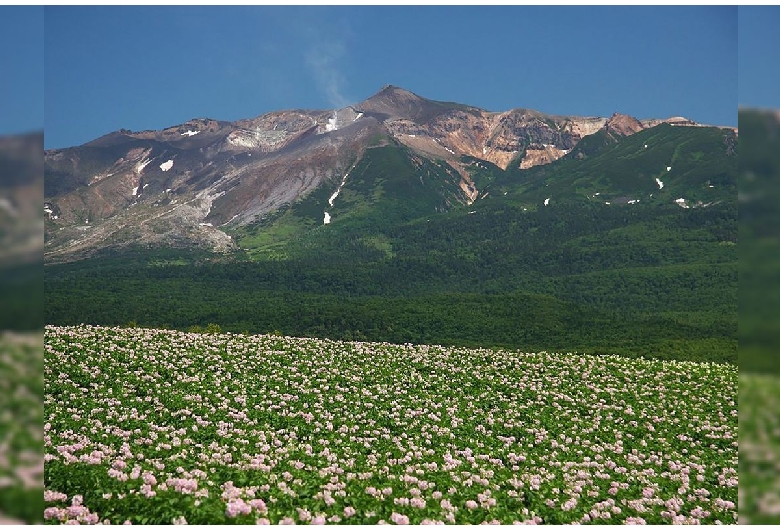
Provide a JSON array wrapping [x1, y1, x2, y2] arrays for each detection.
[[44, 85, 719, 262]]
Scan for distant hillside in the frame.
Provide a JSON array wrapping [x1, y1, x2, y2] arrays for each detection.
[[44, 85, 731, 262], [44, 88, 737, 364]]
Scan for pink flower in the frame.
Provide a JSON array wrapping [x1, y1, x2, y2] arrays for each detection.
[[343, 507, 356, 518], [249, 499, 267, 513], [296, 508, 311, 522], [44, 491, 68, 503], [561, 498, 577, 511], [465, 500, 478, 510], [140, 484, 156, 498], [411, 497, 427, 509], [714, 498, 736, 511], [225, 498, 251, 518], [391, 512, 410, 525], [440, 499, 455, 511]]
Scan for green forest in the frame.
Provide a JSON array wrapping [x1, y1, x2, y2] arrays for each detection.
[[46, 199, 737, 364]]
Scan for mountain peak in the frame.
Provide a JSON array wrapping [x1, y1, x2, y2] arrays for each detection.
[[604, 112, 645, 136], [376, 84, 420, 97], [357, 85, 431, 121]]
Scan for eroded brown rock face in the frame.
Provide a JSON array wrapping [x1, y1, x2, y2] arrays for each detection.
[[604, 113, 645, 137], [358, 87, 619, 172], [44, 85, 712, 261]]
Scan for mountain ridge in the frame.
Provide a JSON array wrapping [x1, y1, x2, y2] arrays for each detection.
[[44, 85, 735, 263]]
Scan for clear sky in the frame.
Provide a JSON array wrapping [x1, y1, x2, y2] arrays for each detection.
[[738, 6, 780, 110], [44, 5, 737, 150], [1, 6, 43, 136]]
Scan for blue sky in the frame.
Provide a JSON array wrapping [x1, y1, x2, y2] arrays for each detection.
[[44, 6, 737, 149], [0, 6, 43, 136], [739, 6, 780, 110]]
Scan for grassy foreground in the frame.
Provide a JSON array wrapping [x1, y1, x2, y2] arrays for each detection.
[[44, 325, 737, 524]]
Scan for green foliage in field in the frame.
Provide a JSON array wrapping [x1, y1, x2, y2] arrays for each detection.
[[739, 373, 780, 524], [0, 333, 43, 524], [44, 326, 738, 525]]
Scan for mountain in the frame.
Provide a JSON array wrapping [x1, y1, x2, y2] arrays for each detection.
[[43, 85, 733, 262], [44, 87, 737, 363]]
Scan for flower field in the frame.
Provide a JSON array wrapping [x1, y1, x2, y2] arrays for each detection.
[[1, 332, 43, 524], [739, 373, 780, 525], [44, 325, 738, 524]]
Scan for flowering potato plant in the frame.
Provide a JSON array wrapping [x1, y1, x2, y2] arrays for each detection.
[[44, 325, 737, 524]]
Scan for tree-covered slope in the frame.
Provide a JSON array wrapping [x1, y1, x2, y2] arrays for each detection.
[[495, 124, 736, 208]]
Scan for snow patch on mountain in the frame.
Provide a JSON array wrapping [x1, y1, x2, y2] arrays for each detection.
[[135, 158, 151, 175], [160, 160, 174, 172], [323, 162, 359, 225], [329, 172, 349, 207], [433, 138, 455, 155], [656, 178, 664, 190], [180, 130, 200, 137]]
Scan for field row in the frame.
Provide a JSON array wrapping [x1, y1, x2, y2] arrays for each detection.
[[44, 325, 738, 524]]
